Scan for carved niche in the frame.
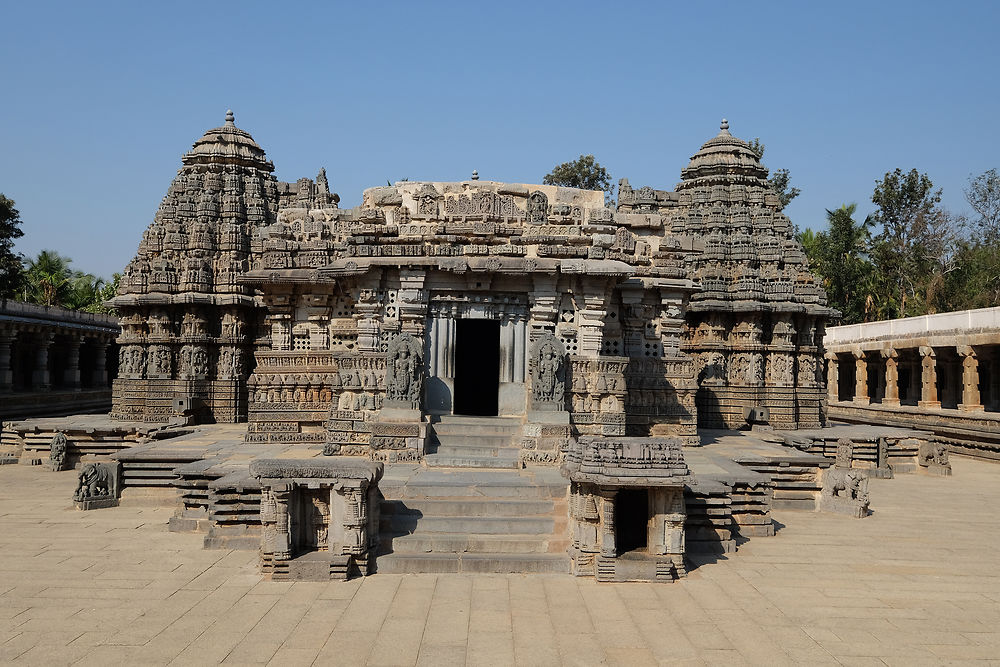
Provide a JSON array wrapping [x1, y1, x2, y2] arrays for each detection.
[[530, 332, 566, 411], [527, 190, 548, 224], [384, 333, 423, 408]]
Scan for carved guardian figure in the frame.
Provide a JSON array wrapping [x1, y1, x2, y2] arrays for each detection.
[[530, 333, 566, 410], [385, 333, 423, 406]]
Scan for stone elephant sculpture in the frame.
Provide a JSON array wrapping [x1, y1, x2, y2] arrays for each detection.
[[823, 468, 868, 503], [73, 463, 112, 501]]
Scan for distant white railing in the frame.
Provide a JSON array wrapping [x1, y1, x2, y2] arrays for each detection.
[[826, 306, 1000, 343]]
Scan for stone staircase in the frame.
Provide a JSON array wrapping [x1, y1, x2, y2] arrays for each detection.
[[424, 415, 523, 469], [375, 467, 571, 574]]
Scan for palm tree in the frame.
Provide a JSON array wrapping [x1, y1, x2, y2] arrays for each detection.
[[24, 250, 73, 306]]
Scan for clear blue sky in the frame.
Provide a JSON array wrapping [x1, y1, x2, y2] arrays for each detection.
[[2, 1, 997, 280]]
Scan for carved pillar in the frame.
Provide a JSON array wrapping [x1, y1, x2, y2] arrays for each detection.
[[398, 269, 428, 338], [576, 277, 611, 357], [600, 490, 616, 558], [0, 329, 14, 392], [355, 287, 382, 353], [825, 352, 839, 403], [852, 349, 868, 404], [272, 486, 292, 560], [500, 317, 515, 383], [958, 345, 984, 412], [918, 346, 940, 408], [92, 340, 109, 387], [528, 275, 559, 339], [881, 347, 899, 406], [514, 317, 526, 383], [65, 336, 83, 391], [33, 333, 54, 391]]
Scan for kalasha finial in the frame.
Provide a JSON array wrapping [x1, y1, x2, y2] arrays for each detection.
[[225, 109, 235, 125], [471, 169, 479, 181], [720, 118, 729, 131]]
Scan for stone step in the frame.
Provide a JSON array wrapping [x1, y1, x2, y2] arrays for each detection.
[[381, 498, 556, 517], [431, 424, 522, 437], [375, 552, 570, 574], [382, 533, 570, 555], [384, 479, 567, 499], [432, 444, 523, 458], [381, 514, 555, 535], [424, 453, 521, 469], [433, 434, 515, 448], [434, 416, 522, 426]]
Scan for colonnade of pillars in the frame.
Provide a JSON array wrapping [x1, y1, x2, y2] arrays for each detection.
[[826, 345, 1000, 413], [0, 326, 116, 394]]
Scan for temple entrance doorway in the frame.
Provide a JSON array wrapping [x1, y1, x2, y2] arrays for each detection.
[[615, 489, 649, 554], [453, 319, 500, 416]]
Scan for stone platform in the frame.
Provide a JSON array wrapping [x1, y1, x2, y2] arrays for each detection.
[[0, 455, 996, 664], [0, 414, 955, 578]]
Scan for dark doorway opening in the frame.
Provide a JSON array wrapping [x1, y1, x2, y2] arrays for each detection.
[[453, 319, 500, 416], [614, 488, 649, 554]]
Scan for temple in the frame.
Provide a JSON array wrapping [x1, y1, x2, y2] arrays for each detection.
[[108, 113, 833, 451], [15, 111, 922, 582]]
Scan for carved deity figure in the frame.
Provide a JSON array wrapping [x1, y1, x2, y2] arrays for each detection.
[[48, 432, 69, 471], [148, 346, 171, 377], [385, 333, 422, 405], [835, 438, 854, 469], [530, 333, 566, 409], [527, 191, 548, 223]]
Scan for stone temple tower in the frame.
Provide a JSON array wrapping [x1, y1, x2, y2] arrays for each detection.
[[619, 120, 836, 429], [108, 111, 280, 423]]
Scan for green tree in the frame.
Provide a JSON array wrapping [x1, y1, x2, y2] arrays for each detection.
[[543, 155, 613, 200], [806, 204, 879, 323], [747, 139, 801, 210], [22, 250, 113, 312], [870, 168, 950, 318], [0, 194, 25, 299], [965, 168, 1000, 243], [82, 272, 121, 315], [24, 250, 73, 306]]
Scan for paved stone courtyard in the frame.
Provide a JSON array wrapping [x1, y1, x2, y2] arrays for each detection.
[[2, 458, 999, 666]]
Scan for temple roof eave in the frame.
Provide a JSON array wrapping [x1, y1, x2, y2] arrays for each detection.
[[107, 292, 261, 308]]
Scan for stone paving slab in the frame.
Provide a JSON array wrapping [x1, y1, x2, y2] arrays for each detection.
[[2, 457, 1000, 665]]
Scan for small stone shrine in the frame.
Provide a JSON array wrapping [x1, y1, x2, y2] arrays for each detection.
[[820, 439, 870, 518], [562, 436, 691, 581], [250, 458, 383, 581]]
